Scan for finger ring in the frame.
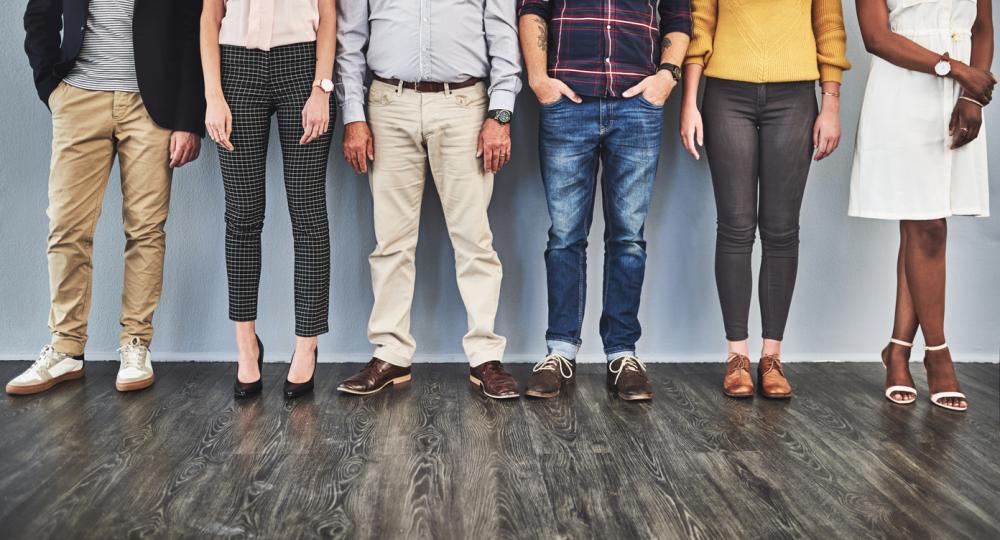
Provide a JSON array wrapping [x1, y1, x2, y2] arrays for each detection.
[[960, 127, 969, 132]]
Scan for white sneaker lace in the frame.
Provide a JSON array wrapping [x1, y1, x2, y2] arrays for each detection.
[[118, 338, 146, 371], [532, 354, 574, 379], [608, 355, 646, 385], [30, 344, 60, 372]]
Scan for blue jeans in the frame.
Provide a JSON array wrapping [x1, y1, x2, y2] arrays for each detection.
[[539, 95, 663, 361]]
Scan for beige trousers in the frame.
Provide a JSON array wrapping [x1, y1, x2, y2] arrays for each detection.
[[366, 80, 506, 367], [46, 82, 173, 356]]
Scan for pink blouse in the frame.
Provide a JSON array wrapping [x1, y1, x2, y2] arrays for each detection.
[[219, 0, 319, 51]]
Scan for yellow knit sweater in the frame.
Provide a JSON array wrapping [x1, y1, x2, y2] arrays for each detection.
[[684, 0, 851, 83]]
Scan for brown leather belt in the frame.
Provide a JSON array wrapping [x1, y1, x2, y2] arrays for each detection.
[[372, 76, 482, 93]]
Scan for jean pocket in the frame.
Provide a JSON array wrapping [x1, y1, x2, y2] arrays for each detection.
[[636, 95, 665, 109], [540, 95, 566, 108], [368, 88, 396, 107]]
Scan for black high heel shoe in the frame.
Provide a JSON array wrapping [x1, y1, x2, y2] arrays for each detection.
[[284, 347, 317, 399], [233, 335, 264, 399]]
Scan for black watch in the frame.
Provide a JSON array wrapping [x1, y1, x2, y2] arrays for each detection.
[[657, 63, 682, 82], [488, 109, 513, 125]]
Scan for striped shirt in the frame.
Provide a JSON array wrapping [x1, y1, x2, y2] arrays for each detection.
[[64, 0, 139, 92], [518, 0, 692, 98]]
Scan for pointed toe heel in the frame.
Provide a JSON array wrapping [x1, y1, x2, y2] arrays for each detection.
[[284, 347, 317, 399], [234, 335, 264, 399]]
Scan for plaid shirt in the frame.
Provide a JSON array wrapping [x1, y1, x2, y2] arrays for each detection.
[[519, 0, 692, 98]]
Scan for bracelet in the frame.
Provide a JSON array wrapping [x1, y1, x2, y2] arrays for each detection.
[[821, 91, 840, 97], [958, 95, 985, 107]]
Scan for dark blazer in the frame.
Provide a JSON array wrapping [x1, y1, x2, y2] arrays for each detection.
[[24, 0, 206, 135]]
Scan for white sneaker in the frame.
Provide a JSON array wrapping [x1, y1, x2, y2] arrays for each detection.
[[6, 345, 85, 395], [117, 337, 155, 392]]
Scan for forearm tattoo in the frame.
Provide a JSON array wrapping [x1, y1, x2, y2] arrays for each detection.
[[532, 16, 547, 51], [661, 35, 672, 51]]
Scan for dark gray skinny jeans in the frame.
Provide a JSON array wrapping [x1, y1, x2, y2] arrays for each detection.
[[702, 77, 818, 342]]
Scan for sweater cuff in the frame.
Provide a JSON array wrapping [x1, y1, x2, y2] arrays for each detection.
[[819, 65, 843, 84], [684, 55, 707, 67]]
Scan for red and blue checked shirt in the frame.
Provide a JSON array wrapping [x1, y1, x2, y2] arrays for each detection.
[[518, 0, 692, 98]]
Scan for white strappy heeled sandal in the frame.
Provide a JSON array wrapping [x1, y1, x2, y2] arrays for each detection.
[[925, 343, 968, 412], [881, 338, 916, 405]]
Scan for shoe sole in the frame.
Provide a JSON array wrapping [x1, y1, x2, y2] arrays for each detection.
[[525, 389, 560, 399], [116, 375, 154, 392], [6, 369, 85, 395], [337, 374, 412, 395], [616, 391, 653, 401], [757, 386, 792, 399], [724, 390, 754, 398], [469, 375, 520, 399]]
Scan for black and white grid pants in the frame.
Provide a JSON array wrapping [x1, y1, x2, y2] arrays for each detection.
[[218, 42, 334, 337]]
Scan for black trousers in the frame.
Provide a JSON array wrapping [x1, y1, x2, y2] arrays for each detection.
[[702, 78, 817, 342], [218, 42, 334, 337]]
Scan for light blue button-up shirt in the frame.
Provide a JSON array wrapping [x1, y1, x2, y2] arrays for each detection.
[[335, 0, 522, 124]]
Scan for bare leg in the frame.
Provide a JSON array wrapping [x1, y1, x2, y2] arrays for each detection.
[[235, 321, 260, 383], [761, 338, 781, 357], [728, 339, 750, 357], [287, 335, 318, 384], [901, 219, 965, 409], [885, 224, 918, 401]]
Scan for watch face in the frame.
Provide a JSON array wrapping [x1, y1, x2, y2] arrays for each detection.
[[496, 110, 511, 123], [935, 61, 951, 76], [321, 79, 335, 92]]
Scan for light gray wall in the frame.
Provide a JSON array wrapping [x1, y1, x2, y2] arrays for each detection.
[[1, 6, 997, 362]]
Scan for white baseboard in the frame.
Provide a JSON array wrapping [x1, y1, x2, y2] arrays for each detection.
[[0, 352, 996, 363]]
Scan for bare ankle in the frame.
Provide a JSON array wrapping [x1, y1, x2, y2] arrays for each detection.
[[728, 340, 750, 357]]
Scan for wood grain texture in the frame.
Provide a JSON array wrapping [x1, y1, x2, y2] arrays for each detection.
[[0, 362, 997, 539]]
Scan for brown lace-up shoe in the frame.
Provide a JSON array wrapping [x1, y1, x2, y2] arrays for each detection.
[[607, 355, 652, 401], [723, 353, 753, 398], [337, 358, 412, 395], [470, 361, 520, 399], [757, 354, 792, 399], [525, 354, 576, 398]]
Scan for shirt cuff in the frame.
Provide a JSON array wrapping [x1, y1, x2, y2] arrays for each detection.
[[341, 100, 367, 124], [488, 89, 517, 113], [518, 5, 550, 20], [819, 65, 844, 84]]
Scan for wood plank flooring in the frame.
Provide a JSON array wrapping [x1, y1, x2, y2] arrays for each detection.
[[0, 362, 997, 539]]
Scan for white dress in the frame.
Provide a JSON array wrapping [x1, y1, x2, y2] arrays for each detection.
[[849, 0, 989, 219]]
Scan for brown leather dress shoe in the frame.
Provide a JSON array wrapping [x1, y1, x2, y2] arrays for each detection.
[[337, 358, 411, 395], [607, 356, 652, 401], [757, 354, 792, 399], [470, 361, 519, 399], [723, 353, 753, 398], [525, 354, 575, 398]]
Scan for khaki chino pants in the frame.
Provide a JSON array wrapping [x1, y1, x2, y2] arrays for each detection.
[[367, 80, 506, 367], [46, 82, 173, 356]]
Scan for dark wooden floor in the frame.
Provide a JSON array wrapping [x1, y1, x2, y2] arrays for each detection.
[[0, 362, 997, 539]]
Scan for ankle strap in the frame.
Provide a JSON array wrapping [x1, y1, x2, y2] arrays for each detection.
[[925, 343, 948, 351], [889, 338, 913, 347]]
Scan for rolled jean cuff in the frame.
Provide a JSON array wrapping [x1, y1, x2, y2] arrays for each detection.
[[546, 339, 580, 361], [373, 347, 412, 368], [726, 332, 750, 342], [762, 332, 784, 342], [51, 336, 85, 358], [606, 349, 635, 362]]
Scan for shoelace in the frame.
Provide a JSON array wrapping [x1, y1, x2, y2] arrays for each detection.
[[30, 344, 59, 372], [117, 338, 146, 370], [608, 355, 646, 385], [726, 353, 750, 375], [760, 354, 784, 375], [532, 354, 574, 379]]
